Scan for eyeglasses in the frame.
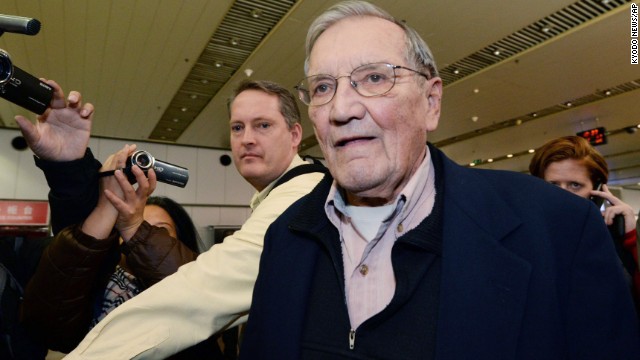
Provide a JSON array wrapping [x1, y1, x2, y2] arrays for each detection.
[[295, 62, 431, 106]]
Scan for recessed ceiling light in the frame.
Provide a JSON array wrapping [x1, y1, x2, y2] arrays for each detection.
[[531, 112, 538, 117], [487, 159, 494, 163], [453, 68, 460, 75], [471, 116, 479, 122], [200, 79, 209, 84], [172, 118, 180, 122], [516, 119, 523, 125], [229, 37, 240, 46], [469, 162, 476, 167], [565, 102, 572, 107], [250, 9, 263, 18], [166, 128, 173, 132], [507, 154, 514, 158], [181, 107, 188, 112], [492, 48, 501, 56], [540, 23, 554, 33], [473, 88, 480, 94], [189, 94, 198, 99], [604, 90, 612, 96], [214, 61, 223, 68], [528, 149, 535, 153]]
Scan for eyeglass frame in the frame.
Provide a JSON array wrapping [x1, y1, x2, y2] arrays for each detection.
[[294, 62, 432, 106]]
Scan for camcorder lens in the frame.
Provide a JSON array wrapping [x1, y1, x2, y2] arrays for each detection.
[[133, 153, 152, 168], [0, 50, 13, 84]]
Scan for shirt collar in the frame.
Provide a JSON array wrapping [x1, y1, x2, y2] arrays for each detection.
[[249, 154, 306, 210], [325, 146, 434, 227]]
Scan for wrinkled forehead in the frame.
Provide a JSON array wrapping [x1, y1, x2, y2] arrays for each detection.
[[307, 16, 408, 75]]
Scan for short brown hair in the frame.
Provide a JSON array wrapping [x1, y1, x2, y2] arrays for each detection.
[[228, 79, 301, 129], [529, 135, 609, 185]]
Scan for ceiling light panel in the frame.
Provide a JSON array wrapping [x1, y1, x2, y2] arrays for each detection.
[[438, 0, 628, 85], [150, 0, 296, 142], [434, 78, 640, 148]]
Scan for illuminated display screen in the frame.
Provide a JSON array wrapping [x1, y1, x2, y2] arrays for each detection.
[[577, 127, 607, 146]]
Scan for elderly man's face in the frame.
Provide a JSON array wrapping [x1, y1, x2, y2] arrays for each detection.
[[308, 16, 442, 205]]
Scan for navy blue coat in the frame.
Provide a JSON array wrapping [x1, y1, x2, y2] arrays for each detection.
[[241, 146, 640, 359]]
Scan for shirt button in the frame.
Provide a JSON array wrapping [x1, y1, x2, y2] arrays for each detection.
[[397, 223, 404, 232], [359, 264, 369, 276]]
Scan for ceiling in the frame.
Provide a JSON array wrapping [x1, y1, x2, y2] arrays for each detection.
[[1, 0, 639, 189]]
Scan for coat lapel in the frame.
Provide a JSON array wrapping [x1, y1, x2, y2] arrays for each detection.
[[435, 151, 532, 359]]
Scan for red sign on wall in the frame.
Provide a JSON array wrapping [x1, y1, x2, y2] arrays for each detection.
[[0, 200, 50, 226]]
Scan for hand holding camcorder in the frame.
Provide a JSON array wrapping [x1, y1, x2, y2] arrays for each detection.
[[100, 150, 189, 188], [124, 150, 189, 188], [0, 14, 54, 114]]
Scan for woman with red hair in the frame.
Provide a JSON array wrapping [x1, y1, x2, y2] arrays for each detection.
[[530, 136, 639, 309]]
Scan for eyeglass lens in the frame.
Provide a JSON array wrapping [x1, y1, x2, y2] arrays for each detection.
[[298, 63, 397, 106]]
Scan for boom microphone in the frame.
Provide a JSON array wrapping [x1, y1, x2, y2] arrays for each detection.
[[0, 14, 41, 36]]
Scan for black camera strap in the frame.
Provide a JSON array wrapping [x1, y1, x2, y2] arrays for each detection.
[[268, 162, 328, 197]]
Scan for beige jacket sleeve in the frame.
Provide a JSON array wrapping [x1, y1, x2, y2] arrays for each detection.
[[65, 166, 324, 359]]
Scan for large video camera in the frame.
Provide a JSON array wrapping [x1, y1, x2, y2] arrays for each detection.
[[0, 14, 54, 114]]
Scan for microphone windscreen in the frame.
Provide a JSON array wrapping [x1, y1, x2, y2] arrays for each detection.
[[25, 18, 41, 35]]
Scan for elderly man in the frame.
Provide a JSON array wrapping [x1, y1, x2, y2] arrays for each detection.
[[238, 1, 640, 359], [19, 80, 325, 359]]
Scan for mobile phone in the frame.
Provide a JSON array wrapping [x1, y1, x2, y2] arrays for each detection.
[[590, 182, 605, 208], [590, 182, 626, 237]]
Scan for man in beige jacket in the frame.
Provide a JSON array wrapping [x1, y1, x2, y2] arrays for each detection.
[[18, 79, 325, 359]]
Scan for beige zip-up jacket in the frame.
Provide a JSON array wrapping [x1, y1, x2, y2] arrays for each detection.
[[65, 155, 325, 359]]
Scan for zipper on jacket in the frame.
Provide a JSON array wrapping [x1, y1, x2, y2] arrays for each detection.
[[349, 328, 356, 350]]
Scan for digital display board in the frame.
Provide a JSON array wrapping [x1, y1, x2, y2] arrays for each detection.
[[577, 127, 607, 146]]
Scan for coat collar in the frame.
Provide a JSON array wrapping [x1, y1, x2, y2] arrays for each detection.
[[290, 144, 523, 244]]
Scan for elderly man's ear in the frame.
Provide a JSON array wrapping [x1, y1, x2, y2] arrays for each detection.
[[424, 78, 442, 132]]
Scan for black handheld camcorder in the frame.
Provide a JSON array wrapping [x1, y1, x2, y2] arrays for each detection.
[[0, 15, 53, 114], [0, 50, 53, 114], [124, 150, 189, 188]]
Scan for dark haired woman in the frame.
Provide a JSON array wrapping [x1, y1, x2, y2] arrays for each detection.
[[21, 145, 222, 358]]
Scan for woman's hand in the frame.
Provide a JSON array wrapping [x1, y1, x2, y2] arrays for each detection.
[[590, 184, 636, 233], [103, 159, 157, 242], [81, 144, 137, 239]]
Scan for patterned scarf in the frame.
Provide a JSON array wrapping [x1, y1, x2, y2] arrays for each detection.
[[90, 265, 142, 328]]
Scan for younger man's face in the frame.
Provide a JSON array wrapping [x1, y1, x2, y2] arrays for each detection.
[[229, 89, 301, 191]]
